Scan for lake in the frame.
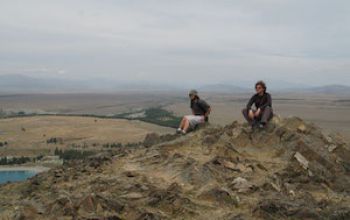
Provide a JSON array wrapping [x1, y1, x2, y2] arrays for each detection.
[[0, 170, 37, 184]]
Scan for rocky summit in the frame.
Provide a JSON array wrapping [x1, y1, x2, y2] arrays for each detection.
[[1, 117, 350, 220]]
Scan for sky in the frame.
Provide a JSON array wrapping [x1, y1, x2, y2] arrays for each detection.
[[0, 0, 349, 86]]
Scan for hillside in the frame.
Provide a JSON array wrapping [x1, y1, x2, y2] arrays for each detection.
[[0, 117, 349, 219]]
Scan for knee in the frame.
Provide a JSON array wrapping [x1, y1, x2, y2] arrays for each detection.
[[264, 106, 273, 114]]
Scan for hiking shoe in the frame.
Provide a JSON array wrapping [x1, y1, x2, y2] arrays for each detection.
[[176, 128, 182, 134], [258, 123, 266, 129], [181, 130, 187, 135]]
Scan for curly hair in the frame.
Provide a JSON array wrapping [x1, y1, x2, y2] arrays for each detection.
[[255, 80, 267, 91]]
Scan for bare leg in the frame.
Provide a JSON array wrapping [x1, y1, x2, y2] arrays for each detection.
[[179, 117, 186, 129], [248, 110, 255, 120], [242, 108, 256, 125], [183, 119, 190, 132]]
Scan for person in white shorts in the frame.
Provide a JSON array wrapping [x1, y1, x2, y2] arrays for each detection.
[[177, 90, 211, 135]]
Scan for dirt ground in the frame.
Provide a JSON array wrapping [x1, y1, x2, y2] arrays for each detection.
[[1, 117, 349, 219]]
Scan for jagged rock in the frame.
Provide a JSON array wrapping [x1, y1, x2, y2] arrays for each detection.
[[231, 177, 253, 193], [297, 124, 307, 133], [1, 117, 349, 220], [222, 160, 236, 170], [202, 134, 219, 145], [136, 212, 162, 220], [222, 160, 252, 173], [143, 133, 161, 147], [224, 214, 245, 220], [256, 198, 321, 219], [121, 192, 143, 199], [199, 187, 239, 206], [328, 144, 337, 152], [143, 133, 178, 147], [294, 152, 309, 170]]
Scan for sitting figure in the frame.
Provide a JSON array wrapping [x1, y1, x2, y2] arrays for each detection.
[[177, 90, 211, 135], [242, 81, 273, 129]]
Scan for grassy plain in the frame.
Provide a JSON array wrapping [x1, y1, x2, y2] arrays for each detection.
[[0, 116, 174, 157]]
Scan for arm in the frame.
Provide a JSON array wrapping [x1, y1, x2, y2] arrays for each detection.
[[198, 100, 211, 122], [204, 106, 211, 122], [246, 95, 255, 110], [198, 100, 210, 115], [205, 107, 211, 117]]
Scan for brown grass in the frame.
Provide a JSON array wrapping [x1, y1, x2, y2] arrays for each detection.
[[0, 116, 174, 157]]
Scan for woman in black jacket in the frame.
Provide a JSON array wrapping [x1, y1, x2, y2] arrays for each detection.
[[242, 81, 273, 128]]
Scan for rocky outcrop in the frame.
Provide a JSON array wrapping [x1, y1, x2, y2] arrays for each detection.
[[0, 116, 349, 219]]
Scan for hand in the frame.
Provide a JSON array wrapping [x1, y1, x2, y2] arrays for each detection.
[[254, 108, 261, 117]]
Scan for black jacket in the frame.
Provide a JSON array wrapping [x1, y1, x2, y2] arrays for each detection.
[[191, 99, 210, 115], [191, 98, 210, 121], [246, 92, 272, 111]]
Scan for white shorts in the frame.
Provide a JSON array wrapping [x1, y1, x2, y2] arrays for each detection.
[[185, 115, 205, 128]]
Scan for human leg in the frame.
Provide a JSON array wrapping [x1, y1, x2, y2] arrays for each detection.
[[260, 106, 273, 124], [242, 108, 256, 125]]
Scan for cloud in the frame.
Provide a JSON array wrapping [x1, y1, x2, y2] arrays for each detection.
[[0, 0, 349, 85]]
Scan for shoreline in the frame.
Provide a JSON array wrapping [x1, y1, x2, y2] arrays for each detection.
[[0, 166, 50, 173]]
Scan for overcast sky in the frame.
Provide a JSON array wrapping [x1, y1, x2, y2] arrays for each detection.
[[0, 0, 349, 86]]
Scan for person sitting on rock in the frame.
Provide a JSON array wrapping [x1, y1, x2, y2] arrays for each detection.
[[177, 90, 211, 135], [242, 81, 273, 129]]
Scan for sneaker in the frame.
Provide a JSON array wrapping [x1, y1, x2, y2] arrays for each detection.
[[181, 130, 187, 135], [176, 128, 182, 134], [259, 122, 266, 129]]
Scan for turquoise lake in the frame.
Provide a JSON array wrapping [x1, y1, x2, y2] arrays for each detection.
[[0, 170, 37, 184]]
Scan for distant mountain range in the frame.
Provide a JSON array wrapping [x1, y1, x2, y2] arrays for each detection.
[[306, 85, 350, 95], [199, 84, 250, 93], [200, 83, 350, 95], [0, 74, 181, 93], [0, 74, 349, 95]]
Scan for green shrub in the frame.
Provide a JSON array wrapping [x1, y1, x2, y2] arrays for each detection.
[[54, 148, 95, 160], [0, 156, 31, 165]]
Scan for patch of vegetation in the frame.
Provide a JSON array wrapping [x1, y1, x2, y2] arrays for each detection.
[[114, 107, 181, 128], [103, 142, 123, 148], [0, 156, 32, 165], [54, 148, 95, 160], [0, 141, 8, 147], [47, 137, 64, 144], [125, 142, 142, 148], [35, 155, 44, 161], [0, 107, 181, 128], [102, 142, 142, 148], [68, 143, 89, 149], [0, 110, 38, 118]]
